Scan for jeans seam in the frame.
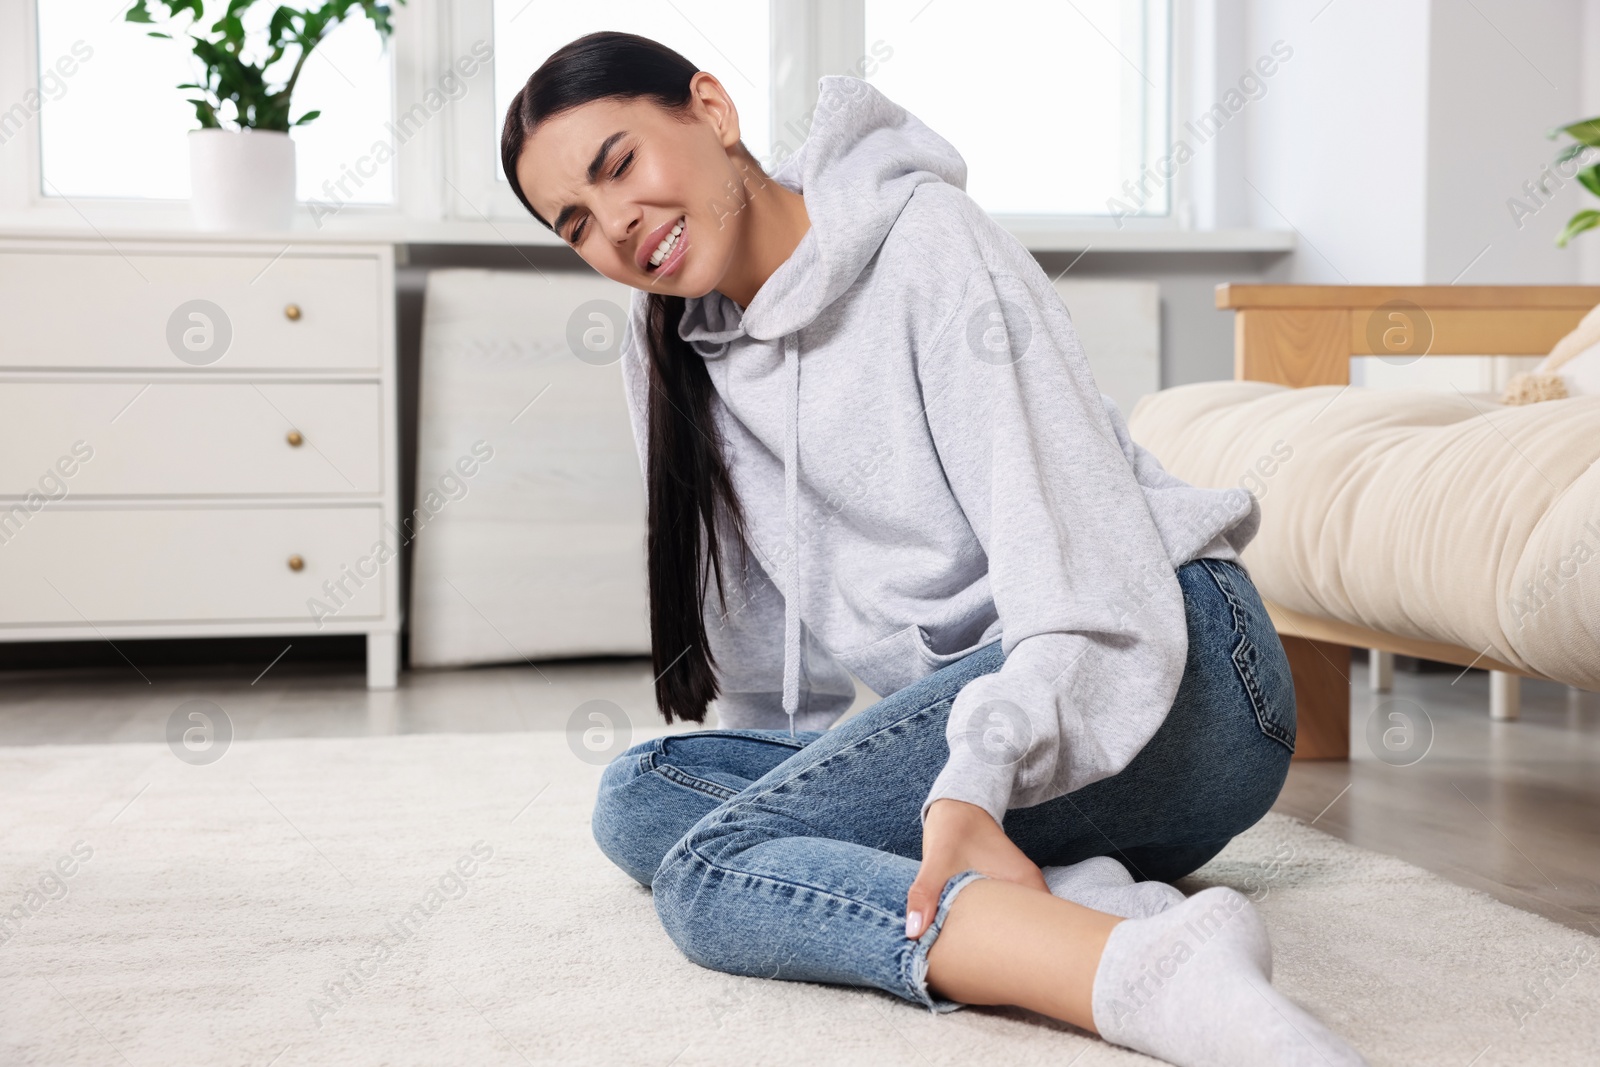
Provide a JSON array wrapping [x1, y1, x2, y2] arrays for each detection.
[[664, 701, 953, 992], [668, 840, 983, 1013], [674, 838, 905, 928], [1197, 558, 1294, 752], [645, 730, 813, 802], [652, 763, 741, 802], [659, 676, 983, 1010], [904, 868, 989, 1013], [667, 729, 812, 750], [699, 700, 947, 834]]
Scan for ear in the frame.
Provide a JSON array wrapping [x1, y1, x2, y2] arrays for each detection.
[[689, 70, 742, 151]]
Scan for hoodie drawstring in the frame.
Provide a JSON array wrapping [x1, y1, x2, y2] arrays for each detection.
[[782, 332, 801, 737]]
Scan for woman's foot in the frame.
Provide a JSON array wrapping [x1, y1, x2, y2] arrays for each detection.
[[1090, 886, 1366, 1066], [1041, 856, 1185, 919]]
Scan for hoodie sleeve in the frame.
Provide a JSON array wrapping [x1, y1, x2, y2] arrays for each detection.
[[618, 293, 858, 732], [912, 262, 1192, 830], [1098, 391, 1262, 565]]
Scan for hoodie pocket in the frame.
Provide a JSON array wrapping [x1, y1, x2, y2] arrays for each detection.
[[836, 623, 997, 699], [836, 624, 936, 698], [911, 624, 992, 670]]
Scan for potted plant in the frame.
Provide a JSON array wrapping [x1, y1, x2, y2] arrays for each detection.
[[1550, 117, 1600, 247], [126, 0, 405, 230]]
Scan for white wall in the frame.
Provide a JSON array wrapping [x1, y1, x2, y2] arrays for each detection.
[[1579, 0, 1600, 284], [1425, 0, 1584, 284], [1243, 0, 1433, 284], [1241, 0, 1591, 287]]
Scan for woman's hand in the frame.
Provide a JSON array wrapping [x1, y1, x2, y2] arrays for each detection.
[[905, 798, 1048, 937]]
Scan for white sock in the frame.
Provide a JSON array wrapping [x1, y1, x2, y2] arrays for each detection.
[[1091, 886, 1367, 1067], [1041, 856, 1185, 919]]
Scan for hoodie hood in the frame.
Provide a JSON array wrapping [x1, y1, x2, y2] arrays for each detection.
[[676, 75, 969, 734], [678, 75, 968, 349]]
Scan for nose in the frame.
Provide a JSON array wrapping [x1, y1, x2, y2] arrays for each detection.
[[601, 204, 639, 246]]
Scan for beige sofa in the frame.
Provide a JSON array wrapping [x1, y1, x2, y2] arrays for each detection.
[[1128, 285, 1600, 759]]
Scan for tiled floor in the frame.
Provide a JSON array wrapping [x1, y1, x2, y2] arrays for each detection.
[[2, 651, 1595, 935]]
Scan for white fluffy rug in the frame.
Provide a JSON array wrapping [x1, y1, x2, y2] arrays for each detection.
[[2, 730, 1596, 1066]]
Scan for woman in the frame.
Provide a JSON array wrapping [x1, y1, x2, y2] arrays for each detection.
[[501, 30, 1365, 1067]]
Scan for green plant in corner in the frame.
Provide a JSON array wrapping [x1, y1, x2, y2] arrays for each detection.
[[124, 0, 406, 132], [1550, 117, 1600, 247]]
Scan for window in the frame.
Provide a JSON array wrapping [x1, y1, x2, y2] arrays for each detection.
[[863, 0, 1171, 217], [16, 1, 1176, 227], [481, 0, 1171, 222], [34, 0, 397, 204], [490, 0, 772, 183]]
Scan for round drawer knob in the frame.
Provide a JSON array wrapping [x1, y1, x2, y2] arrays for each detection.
[[287, 555, 305, 572], [284, 304, 302, 321], [286, 430, 304, 447]]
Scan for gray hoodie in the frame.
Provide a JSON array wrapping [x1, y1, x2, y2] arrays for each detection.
[[619, 74, 1260, 829]]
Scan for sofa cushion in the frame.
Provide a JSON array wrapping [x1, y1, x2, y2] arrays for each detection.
[[1503, 300, 1600, 403], [1129, 381, 1600, 690]]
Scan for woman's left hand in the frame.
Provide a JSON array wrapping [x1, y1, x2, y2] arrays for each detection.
[[905, 798, 1048, 938]]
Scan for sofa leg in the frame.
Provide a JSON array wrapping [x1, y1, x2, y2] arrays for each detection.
[[1370, 648, 1394, 692], [1281, 634, 1351, 759], [1490, 670, 1521, 721]]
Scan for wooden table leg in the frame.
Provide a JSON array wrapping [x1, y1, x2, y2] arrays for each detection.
[[1280, 634, 1351, 759]]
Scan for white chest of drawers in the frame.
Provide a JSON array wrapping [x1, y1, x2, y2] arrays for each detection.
[[0, 234, 401, 688]]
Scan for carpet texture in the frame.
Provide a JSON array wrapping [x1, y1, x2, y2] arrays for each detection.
[[2, 729, 1595, 1066]]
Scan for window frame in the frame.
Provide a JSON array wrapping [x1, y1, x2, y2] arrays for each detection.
[[3, 0, 1201, 239], [0, 0, 442, 227]]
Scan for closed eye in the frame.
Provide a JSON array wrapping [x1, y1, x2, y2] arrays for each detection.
[[569, 151, 635, 245]]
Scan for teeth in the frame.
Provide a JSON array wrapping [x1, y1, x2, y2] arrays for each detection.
[[649, 218, 684, 268]]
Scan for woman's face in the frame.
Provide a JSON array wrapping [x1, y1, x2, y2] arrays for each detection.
[[515, 72, 750, 298]]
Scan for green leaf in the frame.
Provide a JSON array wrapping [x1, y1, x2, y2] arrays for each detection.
[[1556, 210, 1600, 248], [146, 30, 173, 38], [1554, 117, 1600, 147], [1555, 141, 1591, 166], [1578, 164, 1600, 199], [132, 0, 410, 137], [189, 98, 220, 129]]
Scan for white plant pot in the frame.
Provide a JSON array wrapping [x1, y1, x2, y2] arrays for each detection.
[[188, 128, 296, 231]]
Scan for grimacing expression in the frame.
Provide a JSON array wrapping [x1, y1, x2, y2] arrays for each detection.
[[517, 78, 749, 297]]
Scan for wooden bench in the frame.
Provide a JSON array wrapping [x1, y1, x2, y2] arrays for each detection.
[[1216, 283, 1600, 758]]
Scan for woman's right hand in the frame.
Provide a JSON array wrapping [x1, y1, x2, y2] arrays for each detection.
[[904, 798, 1048, 938]]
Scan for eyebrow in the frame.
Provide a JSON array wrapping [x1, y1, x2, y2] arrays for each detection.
[[550, 131, 629, 238]]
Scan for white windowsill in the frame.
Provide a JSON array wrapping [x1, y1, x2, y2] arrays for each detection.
[[0, 205, 1295, 254]]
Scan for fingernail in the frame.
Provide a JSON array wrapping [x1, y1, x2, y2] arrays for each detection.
[[905, 910, 923, 938]]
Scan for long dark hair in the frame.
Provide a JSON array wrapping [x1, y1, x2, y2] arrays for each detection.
[[501, 31, 756, 725]]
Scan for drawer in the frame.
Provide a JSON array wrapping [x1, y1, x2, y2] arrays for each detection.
[[0, 381, 382, 496], [0, 250, 382, 370], [0, 506, 386, 624]]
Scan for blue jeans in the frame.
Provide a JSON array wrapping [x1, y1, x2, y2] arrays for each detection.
[[591, 557, 1295, 1013]]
